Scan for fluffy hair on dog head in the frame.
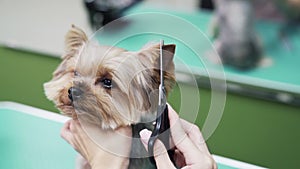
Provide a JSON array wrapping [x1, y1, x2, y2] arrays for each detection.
[[44, 25, 176, 129]]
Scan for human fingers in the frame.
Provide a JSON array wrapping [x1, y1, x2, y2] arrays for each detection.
[[68, 118, 82, 133], [60, 120, 73, 142], [178, 120, 217, 169], [167, 105, 217, 169], [60, 120, 79, 150], [167, 104, 215, 167], [180, 119, 210, 154], [167, 104, 206, 151], [167, 105, 200, 157], [140, 129, 176, 169], [167, 103, 180, 127]]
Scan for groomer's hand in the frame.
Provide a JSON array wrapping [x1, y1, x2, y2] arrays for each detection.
[[61, 119, 131, 169], [140, 105, 217, 169]]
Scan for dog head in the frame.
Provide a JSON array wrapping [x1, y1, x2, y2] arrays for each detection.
[[44, 25, 176, 129]]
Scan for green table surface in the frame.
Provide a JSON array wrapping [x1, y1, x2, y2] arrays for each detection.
[[0, 104, 252, 169], [0, 108, 76, 169]]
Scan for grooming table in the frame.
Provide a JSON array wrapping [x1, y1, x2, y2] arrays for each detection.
[[0, 102, 75, 169], [0, 102, 265, 169]]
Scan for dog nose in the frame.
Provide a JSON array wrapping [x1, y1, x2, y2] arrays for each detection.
[[68, 87, 82, 101]]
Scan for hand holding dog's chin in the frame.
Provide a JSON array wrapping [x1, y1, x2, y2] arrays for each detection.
[[61, 119, 131, 169]]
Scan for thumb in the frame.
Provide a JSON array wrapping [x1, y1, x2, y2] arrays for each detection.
[[139, 129, 151, 151], [139, 129, 175, 169]]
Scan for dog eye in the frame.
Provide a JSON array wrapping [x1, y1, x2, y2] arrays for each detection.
[[74, 71, 80, 77], [101, 78, 112, 89]]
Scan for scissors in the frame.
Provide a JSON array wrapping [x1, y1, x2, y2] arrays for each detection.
[[148, 40, 175, 166]]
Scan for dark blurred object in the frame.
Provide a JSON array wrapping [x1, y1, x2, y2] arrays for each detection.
[[275, 0, 300, 22], [276, 0, 300, 51], [199, 0, 214, 10], [84, 0, 143, 30], [253, 0, 300, 51], [253, 0, 300, 23], [211, 0, 262, 70], [253, 0, 285, 22]]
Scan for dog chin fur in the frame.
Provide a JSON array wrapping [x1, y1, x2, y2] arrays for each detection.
[[44, 25, 176, 130]]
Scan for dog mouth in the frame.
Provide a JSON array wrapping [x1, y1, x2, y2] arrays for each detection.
[[57, 99, 88, 118]]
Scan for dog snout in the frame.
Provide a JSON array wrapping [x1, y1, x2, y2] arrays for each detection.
[[68, 87, 83, 101]]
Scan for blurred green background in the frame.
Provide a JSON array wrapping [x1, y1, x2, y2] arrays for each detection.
[[1, 46, 299, 169]]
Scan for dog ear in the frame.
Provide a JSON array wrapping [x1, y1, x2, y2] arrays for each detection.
[[161, 44, 176, 70], [138, 42, 176, 94], [51, 25, 87, 77], [139, 42, 176, 71], [160, 44, 176, 94], [63, 25, 88, 59]]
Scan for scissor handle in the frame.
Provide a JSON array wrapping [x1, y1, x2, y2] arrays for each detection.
[[148, 105, 175, 165]]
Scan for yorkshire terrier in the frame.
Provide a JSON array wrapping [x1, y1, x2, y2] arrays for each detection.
[[44, 25, 176, 169]]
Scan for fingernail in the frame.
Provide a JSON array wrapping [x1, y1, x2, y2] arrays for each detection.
[[139, 129, 151, 145]]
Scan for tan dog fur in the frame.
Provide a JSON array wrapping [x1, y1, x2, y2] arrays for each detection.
[[44, 25, 176, 168], [44, 25, 175, 129]]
